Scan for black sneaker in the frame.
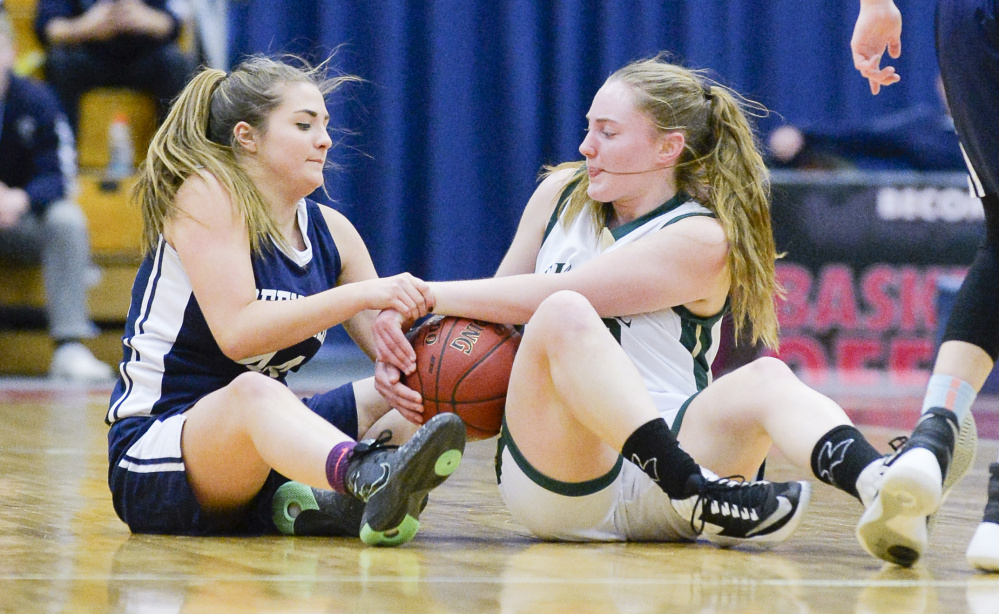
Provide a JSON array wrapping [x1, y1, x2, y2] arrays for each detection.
[[856, 407, 964, 567], [672, 473, 811, 549], [346, 413, 466, 546], [271, 481, 363, 536], [272, 481, 432, 537], [903, 407, 960, 479]]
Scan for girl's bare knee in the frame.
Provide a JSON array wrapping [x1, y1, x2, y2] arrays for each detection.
[[227, 372, 289, 409], [742, 356, 798, 385], [529, 291, 604, 347], [535, 290, 591, 322]]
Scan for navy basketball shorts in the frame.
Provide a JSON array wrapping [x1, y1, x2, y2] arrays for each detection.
[[107, 382, 358, 535], [937, 0, 999, 196]]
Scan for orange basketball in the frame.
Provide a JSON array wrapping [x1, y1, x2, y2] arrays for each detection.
[[402, 316, 521, 441]]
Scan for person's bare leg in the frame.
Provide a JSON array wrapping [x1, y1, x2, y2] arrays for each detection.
[[504, 291, 659, 483], [933, 341, 994, 388], [678, 357, 856, 478], [182, 372, 354, 511], [503, 292, 811, 548], [352, 378, 420, 443]]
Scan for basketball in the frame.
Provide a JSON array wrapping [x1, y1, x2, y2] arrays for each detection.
[[402, 316, 521, 441]]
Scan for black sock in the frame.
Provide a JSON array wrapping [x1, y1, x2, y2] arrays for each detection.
[[810, 424, 882, 500], [621, 418, 701, 498]]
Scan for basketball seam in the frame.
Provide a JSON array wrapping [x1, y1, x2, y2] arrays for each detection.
[[411, 318, 521, 437], [448, 336, 513, 405]]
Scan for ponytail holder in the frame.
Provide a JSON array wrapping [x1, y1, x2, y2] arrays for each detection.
[[702, 83, 714, 102]]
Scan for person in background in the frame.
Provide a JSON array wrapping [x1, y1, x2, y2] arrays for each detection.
[[767, 77, 964, 172], [34, 0, 195, 131], [0, 6, 114, 382], [852, 0, 999, 571]]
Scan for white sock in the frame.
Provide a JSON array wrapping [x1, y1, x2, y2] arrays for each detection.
[[921, 373, 977, 424]]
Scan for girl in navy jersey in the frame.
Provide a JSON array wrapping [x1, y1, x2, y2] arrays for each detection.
[[372, 55, 906, 551], [106, 55, 465, 545]]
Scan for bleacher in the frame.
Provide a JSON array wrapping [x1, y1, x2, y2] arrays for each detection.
[[0, 0, 155, 375]]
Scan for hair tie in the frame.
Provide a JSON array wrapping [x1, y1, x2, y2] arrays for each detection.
[[702, 83, 714, 102]]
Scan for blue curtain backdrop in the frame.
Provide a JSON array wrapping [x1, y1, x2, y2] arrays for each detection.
[[226, 0, 942, 282]]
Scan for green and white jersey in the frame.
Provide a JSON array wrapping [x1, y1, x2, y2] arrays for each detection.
[[536, 188, 725, 417]]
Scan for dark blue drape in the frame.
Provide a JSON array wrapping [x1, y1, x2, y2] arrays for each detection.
[[227, 0, 942, 281]]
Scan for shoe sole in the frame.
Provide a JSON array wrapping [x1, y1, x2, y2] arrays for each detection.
[[966, 521, 999, 572], [856, 448, 942, 567], [273, 481, 315, 535], [856, 412, 978, 567], [709, 481, 812, 550], [360, 413, 466, 547]]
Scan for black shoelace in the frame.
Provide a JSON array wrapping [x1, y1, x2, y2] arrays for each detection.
[[689, 475, 771, 535], [350, 430, 398, 459]]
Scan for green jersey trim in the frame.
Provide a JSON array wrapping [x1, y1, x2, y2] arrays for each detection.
[[543, 170, 586, 243], [610, 191, 692, 240], [670, 391, 702, 436], [496, 417, 624, 496], [674, 303, 728, 390]]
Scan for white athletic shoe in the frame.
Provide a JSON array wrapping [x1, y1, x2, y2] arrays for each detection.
[[966, 462, 999, 572], [50, 342, 115, 383], [856, 409, 976, 567], [855, 437, 908, 509]]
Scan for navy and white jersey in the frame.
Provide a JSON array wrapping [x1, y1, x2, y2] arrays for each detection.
[[107, 198, 340, 424], [536, 183, 724, 415]]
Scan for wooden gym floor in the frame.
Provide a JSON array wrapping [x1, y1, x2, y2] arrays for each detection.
[[2, 360, 999, 613]]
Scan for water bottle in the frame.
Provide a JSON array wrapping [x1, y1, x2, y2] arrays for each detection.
[[104, 112, 134, 187]]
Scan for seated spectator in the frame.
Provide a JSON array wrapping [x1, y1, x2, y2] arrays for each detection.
[[33, 0, 195, 131], [0, 8, 114, 382], [768, 78, 965, 172]]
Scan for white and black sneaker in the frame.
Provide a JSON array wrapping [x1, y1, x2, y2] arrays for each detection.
[[672, 472, 811, 550], [856, 407, 976, 567], [345, 413, 466, 546], [966, 462, 999, 572]]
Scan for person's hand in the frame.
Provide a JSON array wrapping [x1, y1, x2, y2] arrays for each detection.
[[111, 0, 175, 38], [372, 308, 416, 374], [0, 186, 29, 228], [373, 359, 425, 423], [364, 273, 434, 325], [851, 0, 902, 95], [72, 1, 119, 40]]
